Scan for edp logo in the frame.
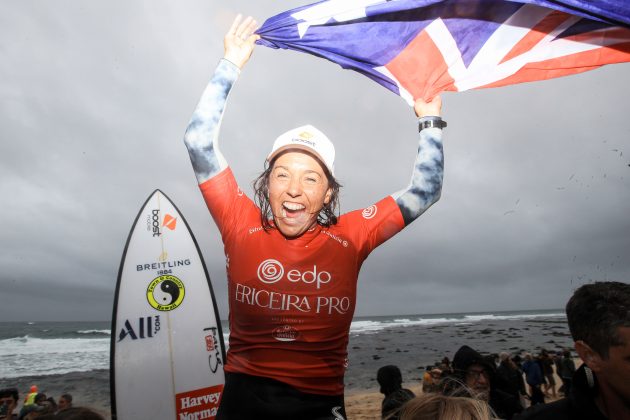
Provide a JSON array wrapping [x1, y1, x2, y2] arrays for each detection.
[[257, 259, 332, 289]]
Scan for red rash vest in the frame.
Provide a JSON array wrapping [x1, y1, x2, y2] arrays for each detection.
[[200, 168, 405, 395]]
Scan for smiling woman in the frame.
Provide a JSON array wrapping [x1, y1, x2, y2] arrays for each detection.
[[267, 150, 332, 238], [182, 14, 446, 420], [253, 124, 341, 236]]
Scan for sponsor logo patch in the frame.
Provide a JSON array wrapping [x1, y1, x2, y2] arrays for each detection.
[[362, 205, 377, 219], [257, 259, 285, 284], [136, 259, 191, 273], [248, 226, 264, 235], [257, 259, 331, 289], [147, 209, 161, 237], [176, 385, 223, 420], [162, 213, 177, 231], [146, 275, 185, 311], [292, 131, 316, 147], [117, 315, 161, 342], [147, 209, 177, 236], [272, 325, 299, 342], [203, 327, 223, 374], [322, 230, 349, 248]]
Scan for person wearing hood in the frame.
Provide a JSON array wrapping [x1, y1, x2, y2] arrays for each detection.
[[495, 352, 526, 409], [377, 365, 415, 420], [442, 345, 522, 420]]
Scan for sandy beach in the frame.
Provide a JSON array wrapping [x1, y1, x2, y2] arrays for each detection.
[[4, 367, 575, 420], [3, 370, 413, 420]]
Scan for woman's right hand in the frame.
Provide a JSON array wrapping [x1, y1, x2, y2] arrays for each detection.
[[223, 15, 260, 69], [414, 95, 442, 118]]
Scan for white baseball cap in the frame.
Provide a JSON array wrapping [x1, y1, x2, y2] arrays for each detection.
[[267, 124, 335, 176]]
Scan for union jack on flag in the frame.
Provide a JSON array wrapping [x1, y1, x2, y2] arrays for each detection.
[[256, 0, 630, 104]]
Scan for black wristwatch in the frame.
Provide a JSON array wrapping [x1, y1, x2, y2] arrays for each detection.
[[418, 117, 447, 132]]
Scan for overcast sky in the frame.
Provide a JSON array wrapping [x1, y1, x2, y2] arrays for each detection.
[[1, 1, 628, 322]]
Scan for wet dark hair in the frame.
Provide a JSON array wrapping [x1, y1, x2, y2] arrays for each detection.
[[253, 152, 341, 231], [377, 365, 403, 395], [566, 281, 630, 358]]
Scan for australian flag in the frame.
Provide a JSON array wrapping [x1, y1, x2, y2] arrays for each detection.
[[256, 0, 630, 104]]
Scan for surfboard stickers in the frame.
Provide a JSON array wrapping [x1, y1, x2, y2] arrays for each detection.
[[111, 190, 225, 420]]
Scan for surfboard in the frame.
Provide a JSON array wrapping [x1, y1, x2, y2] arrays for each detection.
[[111, 190, 225, 420]]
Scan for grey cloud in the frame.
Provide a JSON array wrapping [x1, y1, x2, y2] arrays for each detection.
[[0, 1, 628, 322]]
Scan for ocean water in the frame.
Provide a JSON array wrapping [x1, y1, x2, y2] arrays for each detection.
[[0, 309, 566, 380], [349, 309, 565, 334], [345, 309, 572, 389]]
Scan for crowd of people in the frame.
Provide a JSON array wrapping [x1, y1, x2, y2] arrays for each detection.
[[0, 389, 104, 420], [376, 281, 630, 420], [380, 345, 576, 420]]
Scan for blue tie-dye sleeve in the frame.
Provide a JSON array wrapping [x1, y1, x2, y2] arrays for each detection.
[[391, 123, 444, 226], [183, 59, 240, 184]]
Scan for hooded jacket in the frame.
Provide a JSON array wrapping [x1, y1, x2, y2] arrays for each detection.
[[377, 365, 415, 420], [444, 345, 523, 420]]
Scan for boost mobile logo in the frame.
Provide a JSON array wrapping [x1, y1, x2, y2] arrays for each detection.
[[163, 213, 177, 231], [147, 209, 177, 237]]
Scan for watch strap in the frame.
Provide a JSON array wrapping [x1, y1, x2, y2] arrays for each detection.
[[418, 117, 447, 132]]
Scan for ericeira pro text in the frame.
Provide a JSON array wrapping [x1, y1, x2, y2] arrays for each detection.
[[235, 259, 351, 314], [235, 283, 351, 315]]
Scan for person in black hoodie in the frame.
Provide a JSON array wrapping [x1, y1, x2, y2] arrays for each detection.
[[376, 365, 415, 420], [442, 345, 522, 419], [495, 352, 526, 408], [515, 281, 630, 420]]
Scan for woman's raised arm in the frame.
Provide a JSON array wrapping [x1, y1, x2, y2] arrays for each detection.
[[392, 96, 445, 226], [183, 15, 259, 184]]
